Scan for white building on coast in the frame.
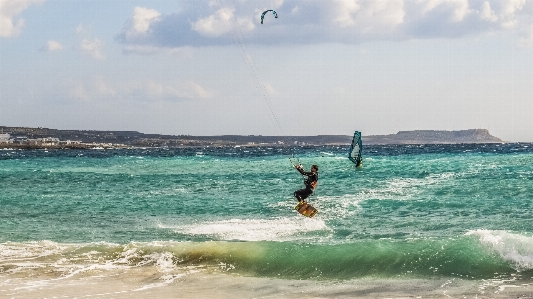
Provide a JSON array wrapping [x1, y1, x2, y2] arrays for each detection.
[[0, 133, 11, 143]]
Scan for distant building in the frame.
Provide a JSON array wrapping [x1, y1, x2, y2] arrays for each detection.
[[14, 136, 28, 143], [60, 140, 81, 145], [0, 133, 10, 143], [40, 137, 60, 146]]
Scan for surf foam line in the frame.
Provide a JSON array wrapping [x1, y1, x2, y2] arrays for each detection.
[[0, 241, 204, 280], [1, 237, 528, 281], [161, 217, 331, 242]]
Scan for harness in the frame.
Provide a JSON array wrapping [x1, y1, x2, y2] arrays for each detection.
[[310, 180, 318, 189], [304, 172, 318, 189]]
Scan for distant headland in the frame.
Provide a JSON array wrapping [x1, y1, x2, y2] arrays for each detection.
[[0, 126, 503, 149]]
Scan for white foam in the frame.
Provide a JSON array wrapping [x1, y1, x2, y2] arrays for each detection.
[[0, 241, 214, 295], [0, 241, 135, 281], [466, 229, 533, 270], [320, 152, 335, 156], [0, 240, 67, 261], [133, 273, 192, 291], [155, 252, 176, 272], [269, 194, 364, 220], [360, 172, 457, 201], [309, 194, 363, 219], [169, 217, 329, 241]]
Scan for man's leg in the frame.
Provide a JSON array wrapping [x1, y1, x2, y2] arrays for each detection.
[[295, 188, 312, 203], [294, 189, 306, 202]]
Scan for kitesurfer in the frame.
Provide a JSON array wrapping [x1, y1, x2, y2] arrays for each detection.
[[293, 164, 318, 203]]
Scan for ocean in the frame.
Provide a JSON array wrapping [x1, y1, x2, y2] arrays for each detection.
[[1, 143, 533, 298]]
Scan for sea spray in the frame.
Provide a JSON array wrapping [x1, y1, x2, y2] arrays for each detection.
[[0, 237, 525, 280]]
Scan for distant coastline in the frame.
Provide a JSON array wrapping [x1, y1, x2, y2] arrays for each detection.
[[0, 126, 504, 149]]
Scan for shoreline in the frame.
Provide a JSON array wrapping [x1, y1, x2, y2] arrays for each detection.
[[0, 143, 130, 150], [0, 142, 520, 151], [3, 270, 533, 299], [1, 127, 507, 147]]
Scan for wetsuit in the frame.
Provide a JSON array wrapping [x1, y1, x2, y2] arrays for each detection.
[[294, 167, 318, 203]]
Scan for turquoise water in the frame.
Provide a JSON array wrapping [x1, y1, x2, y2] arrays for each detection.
[[1, 144, 533, 281]]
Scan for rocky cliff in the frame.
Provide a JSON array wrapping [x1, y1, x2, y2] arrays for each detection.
[[364, 129, 503, 144]]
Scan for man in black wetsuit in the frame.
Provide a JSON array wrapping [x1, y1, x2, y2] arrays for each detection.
[[293, 164, 318, 203]]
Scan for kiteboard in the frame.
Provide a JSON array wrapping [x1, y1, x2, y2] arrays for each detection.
[[295, 201, 318, 218]]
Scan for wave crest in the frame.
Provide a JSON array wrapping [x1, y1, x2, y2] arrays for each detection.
[[466, 229, 533, 270]]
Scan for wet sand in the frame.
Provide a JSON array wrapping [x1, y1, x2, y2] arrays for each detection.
[[2, 269, 533, 299]]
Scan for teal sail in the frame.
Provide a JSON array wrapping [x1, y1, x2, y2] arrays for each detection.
[[348, 131, 362, 167]]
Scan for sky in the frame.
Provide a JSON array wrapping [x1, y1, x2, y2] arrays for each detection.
[[1, 0, 533, 142]]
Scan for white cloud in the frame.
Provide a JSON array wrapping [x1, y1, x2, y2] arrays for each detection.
[[133, 7, 160, 33], [41, 40, 63, 51], [420, 0, 471, 22], [368, 0, 405, 24], [193, 7, 254, 37], [192, 8, 233, 37], [81, 38, 105, 60], [332, 0, 361, 28], [502, 0, 525, 17], [115, 6, 162, 46], [114, 0, 533, 48], [499, 0, 526, 29], [76, 24, 106, 59], [336, 0, 405, 33], [481, 1, 497, 22], [0, 0, 43, 37]]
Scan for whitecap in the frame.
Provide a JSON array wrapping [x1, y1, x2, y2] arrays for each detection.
[[165, 217, 330, 242], [466, 229, 533, 270]]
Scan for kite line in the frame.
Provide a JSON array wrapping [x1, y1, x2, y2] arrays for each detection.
[[216, 2, 305, 169], [216, 0, 284, 136]]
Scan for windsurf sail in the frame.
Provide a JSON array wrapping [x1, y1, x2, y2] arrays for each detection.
[[348, 131, 363, 167]]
